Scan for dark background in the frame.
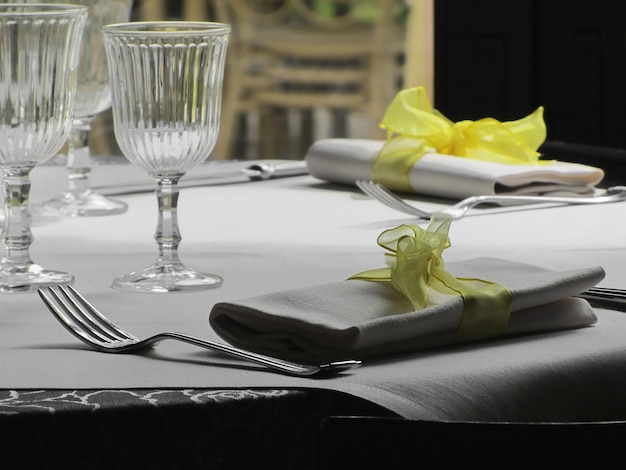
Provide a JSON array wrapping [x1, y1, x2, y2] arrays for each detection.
[[434, 0, 626, 153]]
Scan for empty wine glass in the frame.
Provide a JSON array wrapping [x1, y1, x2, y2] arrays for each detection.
[[0, 4, 87, 292], [34, 0, 133, 217], [103, 21, 231, 293]]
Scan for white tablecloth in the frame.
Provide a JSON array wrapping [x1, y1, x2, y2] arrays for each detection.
[[2, 159, 626, 422]]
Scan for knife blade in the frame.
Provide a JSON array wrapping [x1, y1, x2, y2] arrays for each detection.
[[94, 160, 309, 196]]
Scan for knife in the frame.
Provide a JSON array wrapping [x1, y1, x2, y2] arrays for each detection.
[[94, 160, 309, 196], [241, 161, 308, 180]]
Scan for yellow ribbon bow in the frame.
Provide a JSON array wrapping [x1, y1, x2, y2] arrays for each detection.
[[372, 86, 547, 192], [350, 216, 512, 341]]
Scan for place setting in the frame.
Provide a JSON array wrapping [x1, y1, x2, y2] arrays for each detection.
[[0, 0, 619, 374], [5, 3, 626, 468], [0, 5, 363, 380], [2, 3, 626, 427], [304, 86, 622, 219]]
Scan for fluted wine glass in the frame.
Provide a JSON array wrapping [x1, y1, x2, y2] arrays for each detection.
[[0, 4, 87, 292], [103, 21, 230, 293], [34, 0, 132, 217]]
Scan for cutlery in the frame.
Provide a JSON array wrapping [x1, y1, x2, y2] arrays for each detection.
[[356, 180, 626, 220], [38, 285, 360, 377], [242, 161, 308, 180], [577, 287, 626, 311], [94, 160, 309, 196]]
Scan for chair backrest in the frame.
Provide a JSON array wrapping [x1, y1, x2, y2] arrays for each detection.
[[210, 0, 408, 158], [214, 0, 405, 69], [215, 0, 289, 24], [138, 1, 428, 93], [137, 0, 211, 22], [215, 0, 402, 33], [290, 0, 397, 28]]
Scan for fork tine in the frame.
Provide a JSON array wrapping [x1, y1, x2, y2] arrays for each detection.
[[375, 185, 416, 212], [577, 286, 626, 312], [53, 286, 125, 342], [372, 183, 426, 214], [60, 285, 137, 341], [357, 180, 432, 218], [584, 287, 626, 299], [358, 180, 403, 209], [359, 181, 403, 211], [38, 287, 114, 345]]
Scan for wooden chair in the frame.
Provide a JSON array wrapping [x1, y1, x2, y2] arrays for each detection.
[[132, 1, 435, 161], [138, 0, 211, 21], [212, 0, 408, 159]]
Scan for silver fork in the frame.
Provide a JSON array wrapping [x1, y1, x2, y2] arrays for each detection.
[[38, 285, 361, 377], [356, 180, 626, 220], [578, 287, 626, 311]]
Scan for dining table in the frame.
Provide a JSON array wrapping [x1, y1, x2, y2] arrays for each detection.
[[3, 154, 626, 468]]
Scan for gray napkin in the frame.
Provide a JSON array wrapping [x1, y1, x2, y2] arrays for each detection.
[[209, 258, 605, 364], [305, 138, 605, 199]]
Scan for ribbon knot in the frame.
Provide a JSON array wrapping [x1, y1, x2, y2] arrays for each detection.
[[350, 216, 513, 341], [372, 86, 547, 192], [375, 217, 450, 310]]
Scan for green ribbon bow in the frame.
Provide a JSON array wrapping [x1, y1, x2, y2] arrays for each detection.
[[350, 216, 513, 341], [372, 86, 547, 193]]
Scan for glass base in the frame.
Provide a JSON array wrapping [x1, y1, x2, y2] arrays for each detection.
[[0, 209, 64, 226], [112, 261, 223, 293], [38, 191, 128, 217], [30, 203, 66, 225], [0, 264, 74, 293]]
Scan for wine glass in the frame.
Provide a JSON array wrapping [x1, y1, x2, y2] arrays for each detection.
[[102, 21, 231, 293], [0, 4, 87, 293], [34, 0, 133, 217]]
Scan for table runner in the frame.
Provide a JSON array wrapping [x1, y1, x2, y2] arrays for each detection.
[[2, 162, 626, 422]]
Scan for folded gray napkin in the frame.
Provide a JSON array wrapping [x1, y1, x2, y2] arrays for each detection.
[[305, 138, 605, 199], [209, 258, 605, 364]]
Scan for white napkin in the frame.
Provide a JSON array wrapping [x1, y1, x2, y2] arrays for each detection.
[[305, 138, 605, 199], [209, 258, 605, 364]]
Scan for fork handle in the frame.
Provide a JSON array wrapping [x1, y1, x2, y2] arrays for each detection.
[[153, 332, 360, 377], [460, 192, 624, 209]]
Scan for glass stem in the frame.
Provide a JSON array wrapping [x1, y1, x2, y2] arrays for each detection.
[[154, 176, 183, 267], [66, 118, 93, 199], [1, 166, 35, 269]]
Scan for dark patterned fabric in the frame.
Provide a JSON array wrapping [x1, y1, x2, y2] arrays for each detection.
[[0, 388, 394, 469]]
